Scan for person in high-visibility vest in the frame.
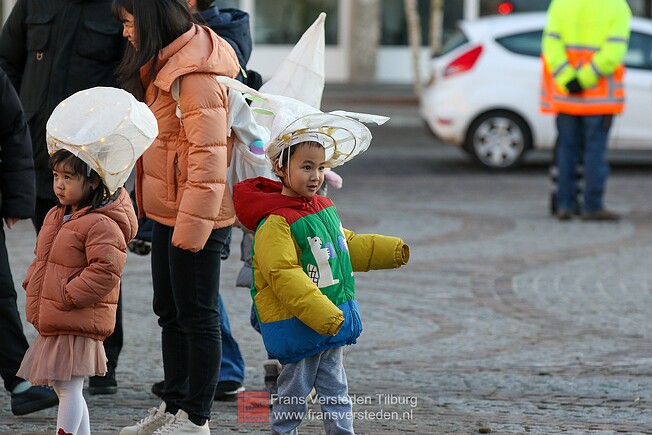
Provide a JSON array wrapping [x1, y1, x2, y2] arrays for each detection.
[[541, 0, 631, 221]]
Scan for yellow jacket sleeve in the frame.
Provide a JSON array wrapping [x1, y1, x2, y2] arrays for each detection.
[[542, 0, 576, 90], [344, 228, 410, 272]]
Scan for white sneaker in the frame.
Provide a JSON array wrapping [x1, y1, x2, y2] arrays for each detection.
[[120, 402, 174, 435], [154, 410, 209, 434], [307, 387, 317, 401]]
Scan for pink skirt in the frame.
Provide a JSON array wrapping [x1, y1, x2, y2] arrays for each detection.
[[17, 334, 107, 386]]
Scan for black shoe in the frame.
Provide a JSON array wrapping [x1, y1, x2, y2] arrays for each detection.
[[127, 238, 151, 255], [556, 209, 573, 221], [581, 209, 621, 221], [214, 380, 244, 401], [88, 366, 117, 395], [151, 380, 164, 397], [11, 385, 58, 416]]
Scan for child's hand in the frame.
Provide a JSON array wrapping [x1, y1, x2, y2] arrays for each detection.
[[4, 217, 19, 229], [324, 168, 343, 189], [399, 243, 410, 265]]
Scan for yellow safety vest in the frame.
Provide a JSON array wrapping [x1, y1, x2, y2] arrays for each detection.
[[540, 0, 631, 115]]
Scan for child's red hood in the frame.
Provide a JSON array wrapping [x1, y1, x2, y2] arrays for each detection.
[[233, 177, 315, 231]]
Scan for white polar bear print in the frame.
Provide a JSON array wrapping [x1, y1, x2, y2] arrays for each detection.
[[307, 236, 340, 288]]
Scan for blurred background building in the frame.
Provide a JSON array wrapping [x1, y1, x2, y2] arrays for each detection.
[[1, 0, 651, 84]]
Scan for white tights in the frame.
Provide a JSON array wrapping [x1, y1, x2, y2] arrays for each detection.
[[52, 377, 90, 435]]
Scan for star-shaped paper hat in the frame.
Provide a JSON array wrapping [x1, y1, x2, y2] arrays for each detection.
[[46, 87, 158, 193]]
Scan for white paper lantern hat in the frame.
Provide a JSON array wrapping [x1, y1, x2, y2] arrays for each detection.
[[269, 112, 377, 168], [46, 87, 158, 194], [215, 76, 389, 168]]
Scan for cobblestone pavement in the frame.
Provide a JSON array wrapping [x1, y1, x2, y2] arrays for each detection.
[[1, 88, 652, 434]]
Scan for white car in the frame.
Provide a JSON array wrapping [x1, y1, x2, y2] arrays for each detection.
[[420, 12, 652, 169]]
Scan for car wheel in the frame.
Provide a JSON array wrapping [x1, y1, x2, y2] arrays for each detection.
[[465, 111, 532, 169]]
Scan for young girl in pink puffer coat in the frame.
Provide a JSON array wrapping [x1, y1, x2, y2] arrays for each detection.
[[18, 149, 137, 435]]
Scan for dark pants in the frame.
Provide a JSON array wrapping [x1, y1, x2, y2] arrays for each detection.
[[33, 197, 123, 369], [151, 222, 228, 424], [0, 225, 30, 392], [556, 114, 611, 213]]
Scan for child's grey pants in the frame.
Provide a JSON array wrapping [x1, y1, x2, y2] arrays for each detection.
[[271, 347, 354, 434]]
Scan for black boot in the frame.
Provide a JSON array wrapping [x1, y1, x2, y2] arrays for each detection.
[[11, 385, 58, 416], [88, 364, 117, 395], [151, 380, 164, 397]]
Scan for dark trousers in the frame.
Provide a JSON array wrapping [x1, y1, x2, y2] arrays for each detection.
[[33, 197, 123, 369], [556, 114, 611, 213], [151, 222, 228, 423], [0, 225, 30, 392]]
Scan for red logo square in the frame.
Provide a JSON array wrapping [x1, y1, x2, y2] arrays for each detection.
[[238, 391, 269, 423]]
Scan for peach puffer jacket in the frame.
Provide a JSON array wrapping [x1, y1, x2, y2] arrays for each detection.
[[23, 188, 137, 340], [134, 24, 240, 252]]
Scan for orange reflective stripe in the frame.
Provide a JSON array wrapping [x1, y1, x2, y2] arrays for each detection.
[[566, 46, 598, 58], [540, 47, 625, 115], [540, 60, 556, 113]]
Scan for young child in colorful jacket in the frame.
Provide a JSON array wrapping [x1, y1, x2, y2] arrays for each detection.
[[233, 114, 410, 435]]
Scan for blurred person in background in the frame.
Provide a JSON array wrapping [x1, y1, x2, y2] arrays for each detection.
[[541, 0, 631, 221], [0, 0, 127, 395], [0, 65, 58, 417]]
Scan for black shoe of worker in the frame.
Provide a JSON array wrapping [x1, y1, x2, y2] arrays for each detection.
[[581, 209, 621, 222]]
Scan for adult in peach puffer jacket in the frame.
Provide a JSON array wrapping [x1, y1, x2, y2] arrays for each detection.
[[131, 21, 238, 252], [114, 0, 240, 432]]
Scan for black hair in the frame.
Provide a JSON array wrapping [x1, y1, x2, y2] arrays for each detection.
[[49, 150, 112, 211], [276, 141, 324, 166], [112, 0, 194, 101], [273, 141, 325, 186]]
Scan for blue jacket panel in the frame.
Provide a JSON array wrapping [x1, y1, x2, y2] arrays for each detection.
[[259, 300, 363, 365], [196, 6, 252, 81]]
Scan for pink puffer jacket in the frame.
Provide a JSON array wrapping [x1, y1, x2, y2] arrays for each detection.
[[23, 188, 137, 340]]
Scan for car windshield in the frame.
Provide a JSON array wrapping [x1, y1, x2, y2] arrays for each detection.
[[495, 28, 652, 70], [436, 29, 469, 57], [495, 31, 543, 57], [625, 31, 652, 69]]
